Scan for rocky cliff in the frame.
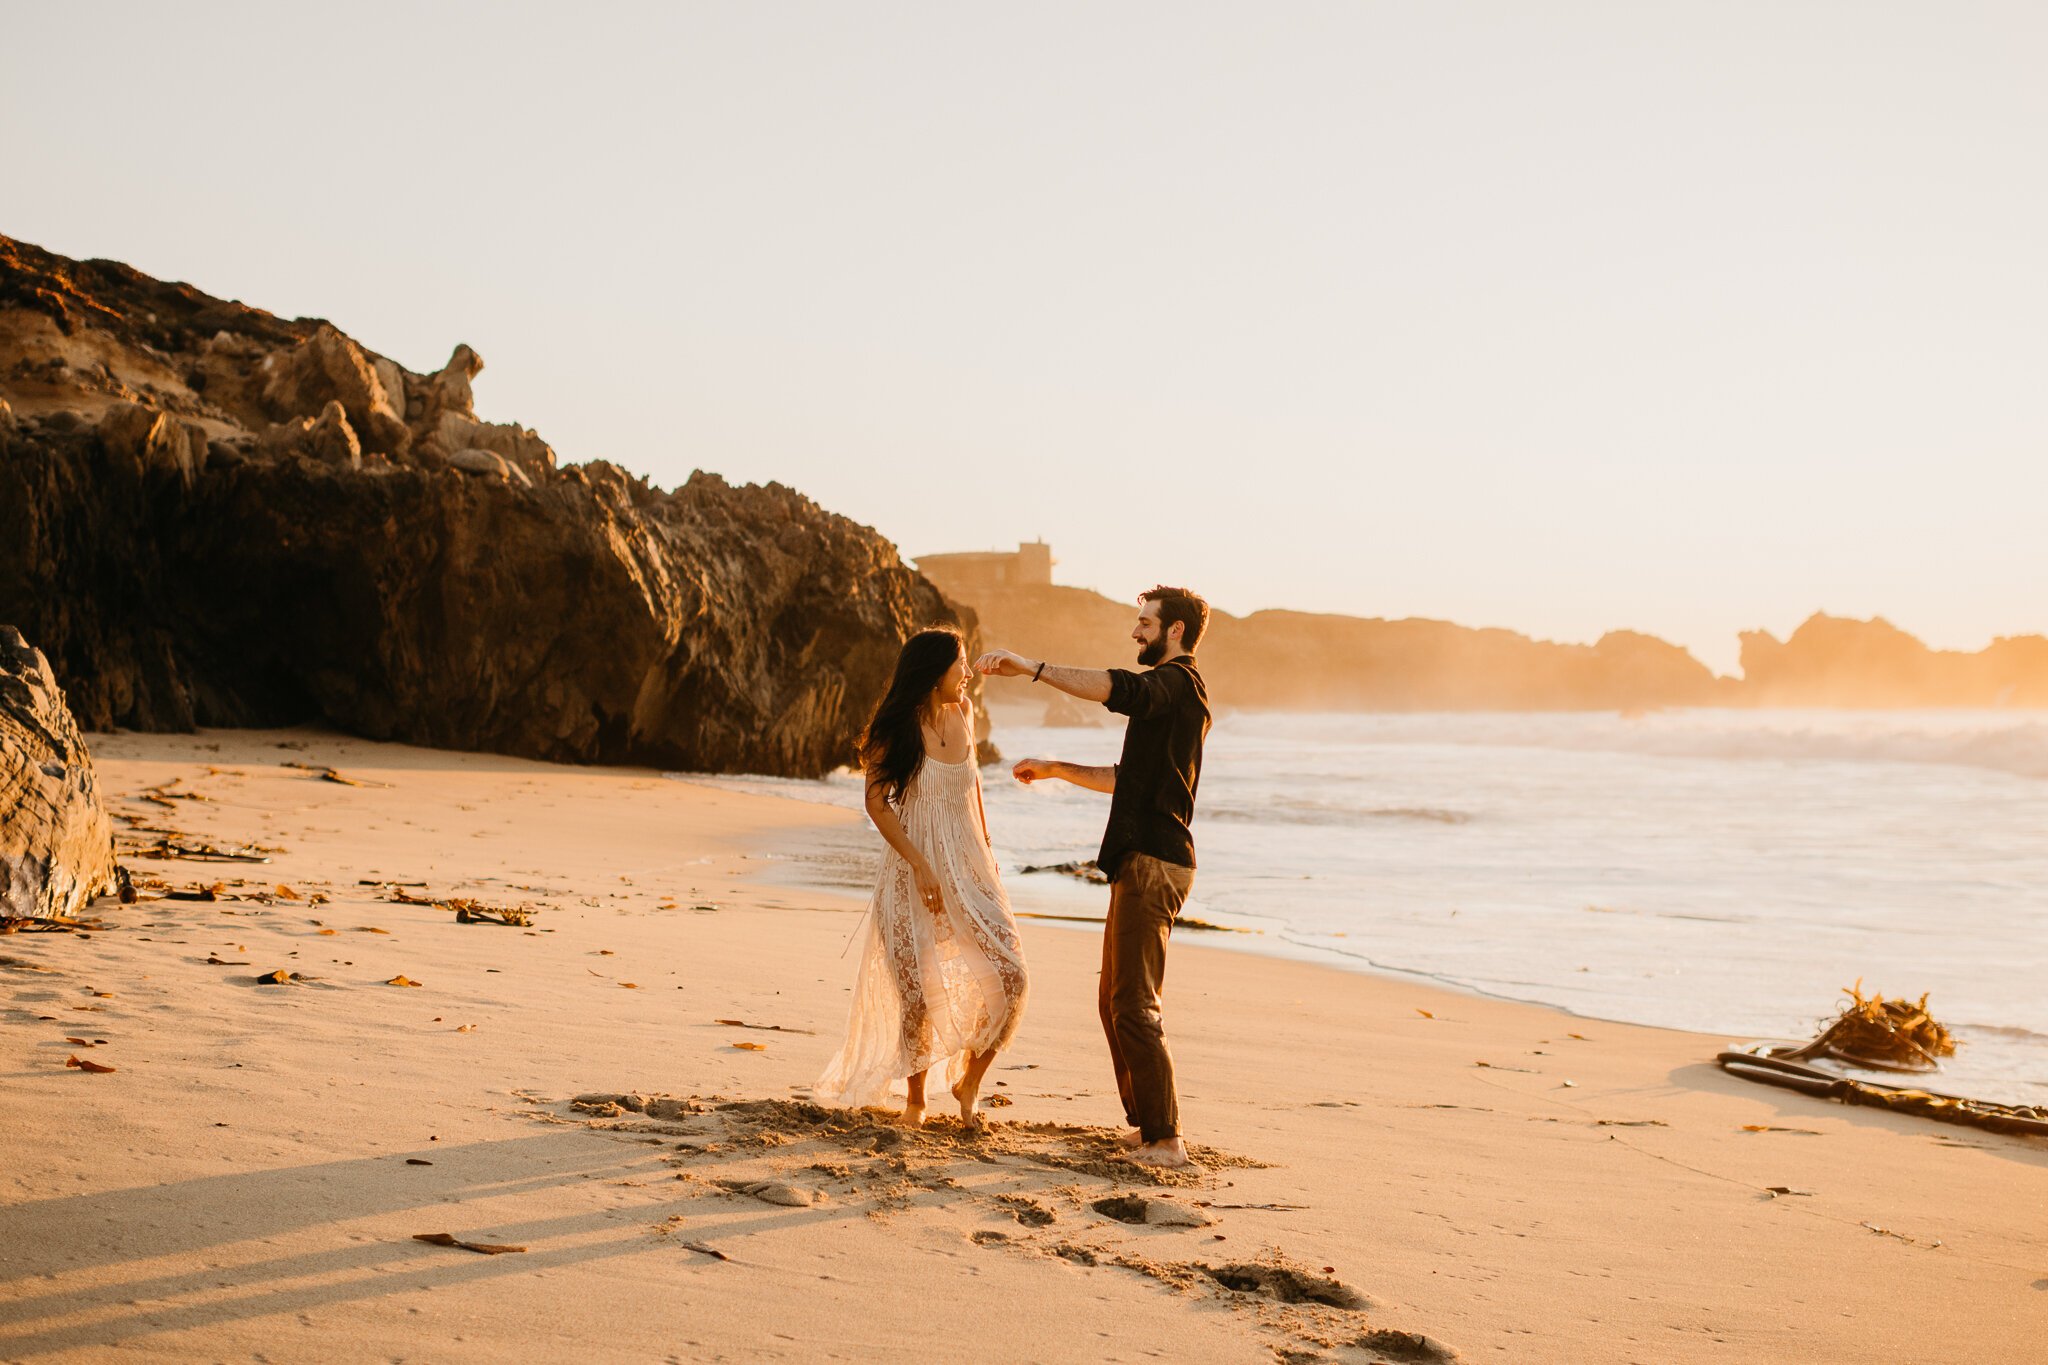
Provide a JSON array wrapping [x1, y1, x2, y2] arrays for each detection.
[[0, 235, 979, 775]]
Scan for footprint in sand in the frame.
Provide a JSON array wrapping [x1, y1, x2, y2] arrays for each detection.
[[1090, 1193, 1213, 1228], [544, 1090, 1461, 1364], [996, 1193, 1055, 1226], [717, 1179, 821, 1208]]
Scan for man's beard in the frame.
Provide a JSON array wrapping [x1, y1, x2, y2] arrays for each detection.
[[1136, 636, 1168, 667]]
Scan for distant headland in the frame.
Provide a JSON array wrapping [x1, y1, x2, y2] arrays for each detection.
[[918, 544, 2048, 713]]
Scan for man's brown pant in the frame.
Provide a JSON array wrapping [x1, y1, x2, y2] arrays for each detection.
[[1100, 852, 1195, 1143]]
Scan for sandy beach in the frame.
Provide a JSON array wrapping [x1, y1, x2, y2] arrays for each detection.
[[2, 730, 2042, 1364]]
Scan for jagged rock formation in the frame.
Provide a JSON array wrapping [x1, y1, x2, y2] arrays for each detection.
[[1, 627, 116, 918], [1739, 614, 2048, 708], [0, 235, 982, 774], [963, 585, 1725, 713]]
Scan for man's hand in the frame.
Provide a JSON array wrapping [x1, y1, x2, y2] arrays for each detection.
[[974, 649, 1033, 678], [1016, 758, 1116, 794]]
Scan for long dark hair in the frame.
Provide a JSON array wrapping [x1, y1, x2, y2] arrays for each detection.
[[859, 627, 964, 806]]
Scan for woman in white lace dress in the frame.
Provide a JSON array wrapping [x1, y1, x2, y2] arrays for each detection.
[[814, 628, 1028, 1127]]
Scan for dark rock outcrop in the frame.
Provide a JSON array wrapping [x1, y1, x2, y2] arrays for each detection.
[[0, 234, 980, 775], [1, 627, 116, 919]]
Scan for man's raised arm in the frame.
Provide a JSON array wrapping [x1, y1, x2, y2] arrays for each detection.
[[1012, 758, 1116, 794], [974, 649, 1112, 704]]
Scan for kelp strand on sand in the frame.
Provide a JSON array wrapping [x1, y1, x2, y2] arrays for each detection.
[[1717, 1049, 2048, 1138], [379, 886, 534, 925]]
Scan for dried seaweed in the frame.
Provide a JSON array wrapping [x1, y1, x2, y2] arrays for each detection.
[[380, 887, 534, 925], [1784, 980, 1956, 1073], [411, 1232, 525, 1255], [1718, 1050, 2048, 1138], [451, 899, 533, 926], [1, 915, 104, 933], [128, 838, 272, 863], [283, 762, 391, 788]]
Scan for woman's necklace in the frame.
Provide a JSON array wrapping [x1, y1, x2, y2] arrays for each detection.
[[922, 704, 959, 757]]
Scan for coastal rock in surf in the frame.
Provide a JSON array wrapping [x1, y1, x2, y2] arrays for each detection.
[[0, 232, 985, 777], [0, 627, 117, 919]]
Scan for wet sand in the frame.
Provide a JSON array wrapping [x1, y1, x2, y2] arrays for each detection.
[[1, 729, 2041, 1363]]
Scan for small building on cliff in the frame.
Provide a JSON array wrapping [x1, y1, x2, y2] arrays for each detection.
[[914, 541, 1054, 600]]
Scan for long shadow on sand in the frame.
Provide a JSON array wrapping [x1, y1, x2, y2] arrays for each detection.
[[0, 1130, 723, 1356], [1674, 1061, 2048, 1171]]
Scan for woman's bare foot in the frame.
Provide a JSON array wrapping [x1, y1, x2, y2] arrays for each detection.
[[1123, 1136, 1190, 1169], [952, 1048, 999, 1130], [951, 1079, 983, 1129], [902, 1069, 929, 1126]]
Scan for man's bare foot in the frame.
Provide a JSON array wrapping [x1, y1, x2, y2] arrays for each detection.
[[1123, 1136, 1189, 1169], [1118, 1128, 1144, 1149]]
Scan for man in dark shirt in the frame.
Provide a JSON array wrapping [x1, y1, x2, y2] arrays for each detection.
[[974, 585, 1212, 1168]]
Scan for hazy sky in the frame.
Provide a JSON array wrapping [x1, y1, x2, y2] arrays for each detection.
[[7, 2, 2044, 674]]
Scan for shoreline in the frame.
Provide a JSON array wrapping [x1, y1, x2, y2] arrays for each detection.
[[669, 761, 2044, 1104], [718, 788, 1737, 1046], [2, 728, 2042, 1362]]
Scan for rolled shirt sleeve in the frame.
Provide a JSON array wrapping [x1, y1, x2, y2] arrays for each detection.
[[1105, 665, 1188, 720]]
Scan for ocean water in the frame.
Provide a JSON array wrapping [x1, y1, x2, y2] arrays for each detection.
[[672, 708, 2048, 1108]]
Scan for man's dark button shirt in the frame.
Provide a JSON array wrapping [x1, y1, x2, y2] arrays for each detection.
[[1098, 655, 1211, 880]]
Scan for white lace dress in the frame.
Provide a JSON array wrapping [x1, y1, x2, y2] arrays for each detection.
[[813, 754, 1028, 1108]]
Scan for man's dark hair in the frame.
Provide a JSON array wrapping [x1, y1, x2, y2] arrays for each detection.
[[1141, 585, 1210, 652]]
